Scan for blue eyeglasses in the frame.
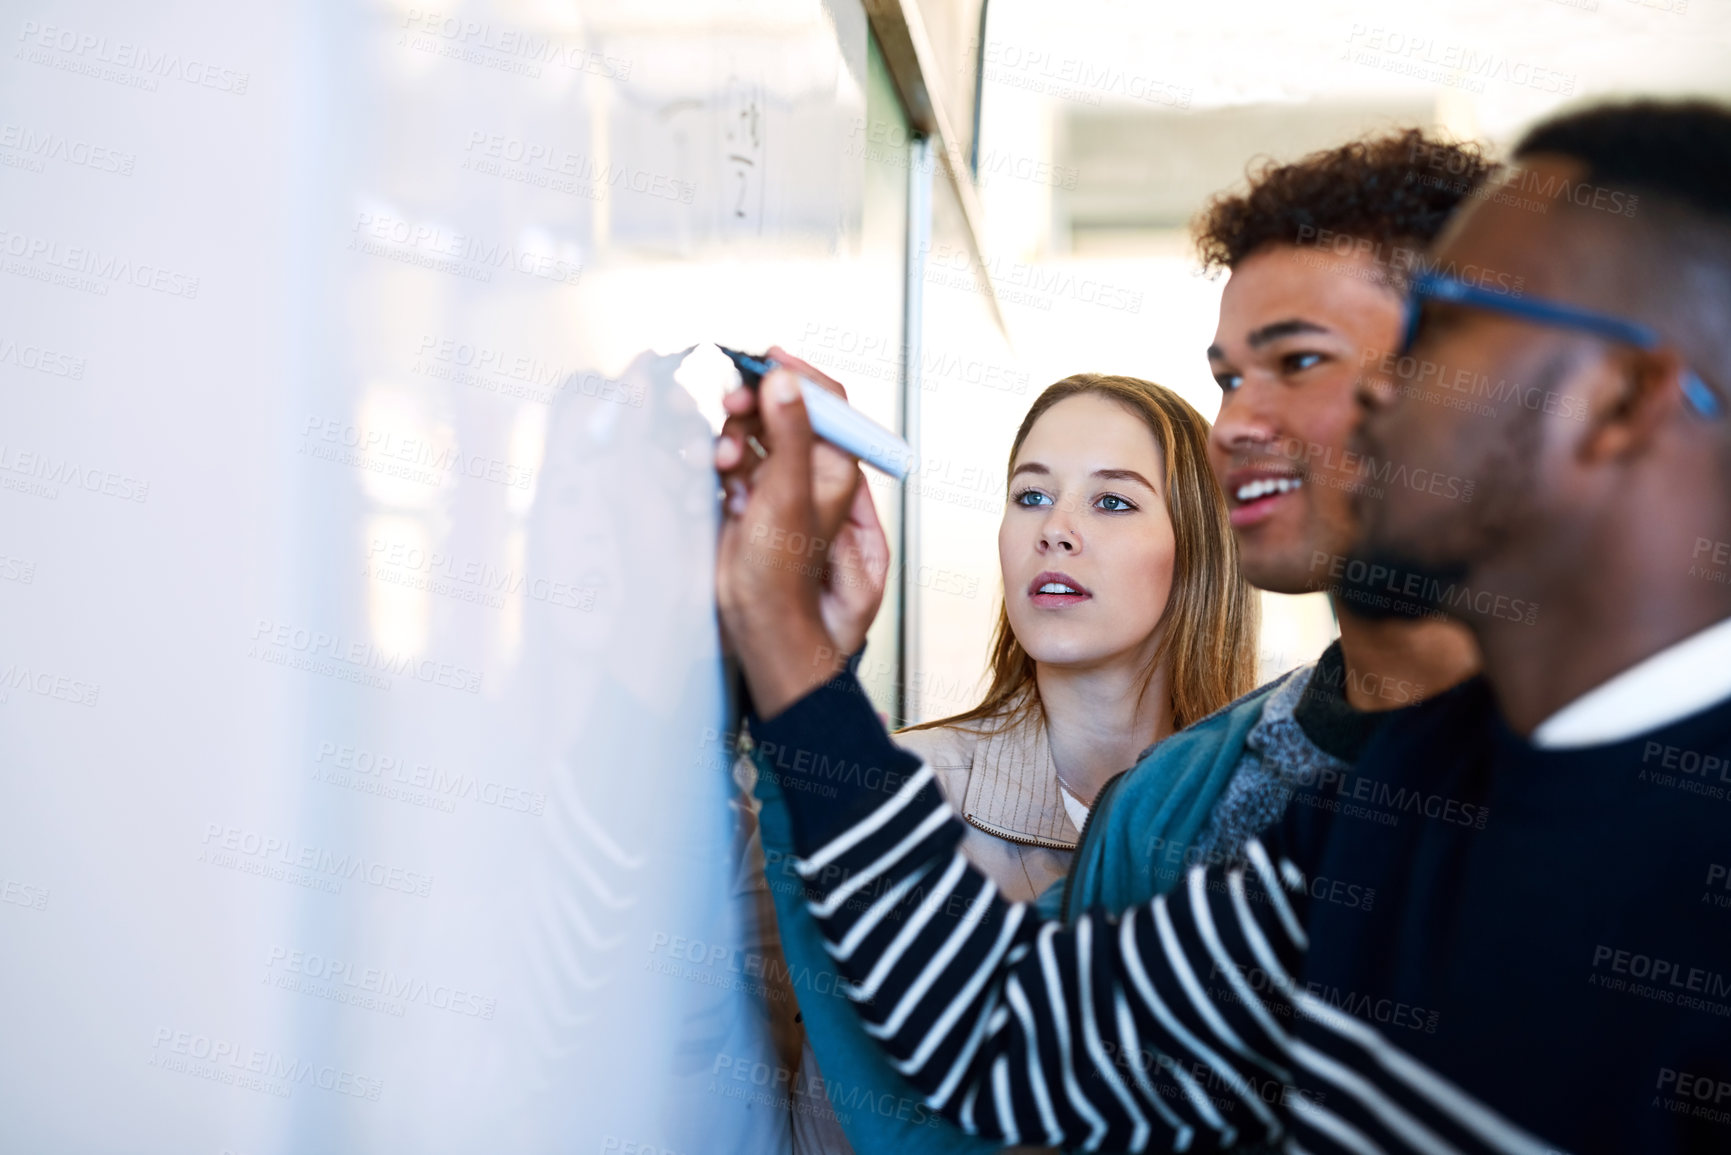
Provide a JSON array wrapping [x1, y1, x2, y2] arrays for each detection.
[[1398, 271, 1722, 419]]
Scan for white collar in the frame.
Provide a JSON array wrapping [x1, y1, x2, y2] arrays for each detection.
[[1531, 615, 1731, 748], [1057, 782, 1090, 832]]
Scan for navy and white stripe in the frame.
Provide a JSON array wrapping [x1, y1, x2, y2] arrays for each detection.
[[752, 674, 1564, 1155]]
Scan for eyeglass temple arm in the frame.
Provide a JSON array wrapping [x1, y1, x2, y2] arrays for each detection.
[[1417, 276, 1722, 418]]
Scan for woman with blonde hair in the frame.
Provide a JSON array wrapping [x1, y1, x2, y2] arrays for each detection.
[[714, 359, 1258, 1154], [894, 372, 1259, 903]]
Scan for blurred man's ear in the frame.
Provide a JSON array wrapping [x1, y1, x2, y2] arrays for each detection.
[[1581, 347, 1695, 465]]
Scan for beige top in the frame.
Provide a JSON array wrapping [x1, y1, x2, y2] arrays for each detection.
[[893, 710, 1080, 905]]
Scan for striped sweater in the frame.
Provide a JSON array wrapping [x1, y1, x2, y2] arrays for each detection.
[[749, 670, 1731, 1154]]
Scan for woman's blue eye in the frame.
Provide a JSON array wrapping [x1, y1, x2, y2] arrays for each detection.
[[1284, 352, 1324, 374], [1014, 488, 1135, 511], [1215, 373, 1243, 393]]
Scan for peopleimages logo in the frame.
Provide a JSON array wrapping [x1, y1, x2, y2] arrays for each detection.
[[0, 335, 86, 379], [920, 241, 1144, 314], [1296, 225, 1527, 295], [398, 9, 631, 80], [463, 132, 693, 203], [0, 227, 200, 298], [1342, 26, 1576, 96], [16, 21, 251, 94], [149, 1027, 382, 1100], [1310, 552, 1539, 627], [300, 415, 535, 491], [348, 212, 582, 287], [366, 537, 593, 612], [1293, 762, 1491, 830], [314, 741, 547, 815], [0, 123, 135, 174], [413, 335, 645, 408], [796, 323, 1031, 396], [0, 663, 101, 707], [0, 443, 149, 503], [971, 39, 1193, 109], [248, 618, 484, 694], [265, 946, 498, 1019], [200, 822, 436, 897], [1592, 945, 1731, 995]]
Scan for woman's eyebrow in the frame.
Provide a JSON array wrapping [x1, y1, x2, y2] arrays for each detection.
[[1010, 463, 1157, 491], [1093, 468, 1156, 491]]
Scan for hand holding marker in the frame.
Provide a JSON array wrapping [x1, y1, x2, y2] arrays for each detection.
[[716, 346, 917, 480]]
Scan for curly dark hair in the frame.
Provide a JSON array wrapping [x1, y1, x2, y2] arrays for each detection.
[[1192, 128, 1497, 274]]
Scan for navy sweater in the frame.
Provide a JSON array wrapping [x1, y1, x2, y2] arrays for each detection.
[[748, 670, 1731, 1153]]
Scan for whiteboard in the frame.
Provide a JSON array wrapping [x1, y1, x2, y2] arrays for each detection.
[[0, 1, 905, 1151]]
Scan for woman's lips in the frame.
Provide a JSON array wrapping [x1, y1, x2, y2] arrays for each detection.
[[1030, 591, 1091, 608], [1028, 571, 1091, 608]]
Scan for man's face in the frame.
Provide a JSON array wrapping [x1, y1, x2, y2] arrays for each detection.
[[1352, 157, 1603, 602], [1206, 243, 1405, 594]]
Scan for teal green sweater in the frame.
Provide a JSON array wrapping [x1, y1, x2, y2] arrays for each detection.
[[748, 675, 1289, 1154]]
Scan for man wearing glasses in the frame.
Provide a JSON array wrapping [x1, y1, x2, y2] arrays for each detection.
[[734, 130, 1500, 1155], [719, 100, 1731, 1152]]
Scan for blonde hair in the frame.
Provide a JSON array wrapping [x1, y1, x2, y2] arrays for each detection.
[[902, 374, 1259, 737]]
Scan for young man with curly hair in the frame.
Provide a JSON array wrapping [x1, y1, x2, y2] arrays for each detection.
[[1061, 128, 1497, 917], [736, 129, 1500, 1155]]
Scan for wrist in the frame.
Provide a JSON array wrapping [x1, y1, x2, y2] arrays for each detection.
[[739, 615, 848, 720]]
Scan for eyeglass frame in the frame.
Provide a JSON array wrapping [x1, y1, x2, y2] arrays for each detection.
[[1397, 271, 1722, 419]]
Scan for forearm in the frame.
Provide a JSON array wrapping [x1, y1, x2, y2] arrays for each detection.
[[736, 610, 851, 722], [750, 675, 1312, 1151]]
